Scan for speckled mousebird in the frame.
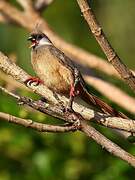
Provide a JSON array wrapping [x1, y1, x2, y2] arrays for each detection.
[[26, 30, 127, 119]]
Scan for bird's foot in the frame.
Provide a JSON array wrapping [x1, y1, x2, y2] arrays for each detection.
[[68, 83, 80, 112], [24, 77, 43, 86]]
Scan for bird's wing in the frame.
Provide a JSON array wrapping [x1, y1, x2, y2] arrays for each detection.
[[49, 46, 77, 71], [49, 45, 86, 86]]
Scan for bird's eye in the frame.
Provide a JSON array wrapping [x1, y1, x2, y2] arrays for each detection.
[[38, 34, 43, 40]]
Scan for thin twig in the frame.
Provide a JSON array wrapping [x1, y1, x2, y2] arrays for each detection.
[[81, 121, 135, 168], [77, 0, 135, 92], [0, 112, 76, 133]]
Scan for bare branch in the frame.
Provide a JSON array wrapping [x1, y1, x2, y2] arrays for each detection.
[[0, 112, 76, 133], [77, 0, 135, 92], [93, 114, 135, 133], [0, 70, 27, 90], [81, 121, 135, 168], [0, 85, 20, 100]]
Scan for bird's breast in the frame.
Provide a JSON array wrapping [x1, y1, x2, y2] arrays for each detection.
[[31, 47, 73, 94]]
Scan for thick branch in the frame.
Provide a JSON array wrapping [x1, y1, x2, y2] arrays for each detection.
[[93, 114, 135, 133], [77, 0, 135, 92]]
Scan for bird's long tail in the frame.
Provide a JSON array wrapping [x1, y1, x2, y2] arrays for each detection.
[[80, 87, 127, 119]]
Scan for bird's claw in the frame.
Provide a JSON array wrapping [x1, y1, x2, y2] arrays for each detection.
[[24, 77, 43, 86]]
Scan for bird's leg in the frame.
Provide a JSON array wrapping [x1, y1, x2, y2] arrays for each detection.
[[24, 77, 43, 86], [67, 68, 80, 112]]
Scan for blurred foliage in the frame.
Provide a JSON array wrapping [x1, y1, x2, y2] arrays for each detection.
[[0, 0, 135, 179]]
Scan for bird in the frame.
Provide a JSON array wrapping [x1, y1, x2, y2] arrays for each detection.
[[26, 30, 127, 119]]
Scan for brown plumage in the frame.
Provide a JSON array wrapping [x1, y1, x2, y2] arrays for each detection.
[[27, 31, 127, 119], [31, 45, 74, 93]]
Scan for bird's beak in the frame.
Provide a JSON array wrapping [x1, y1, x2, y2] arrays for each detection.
[[27, 36, 37, 48], [29, 42, 36, 48]]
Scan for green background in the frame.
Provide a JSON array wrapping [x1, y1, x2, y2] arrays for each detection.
[[0, 0, 135, 179]]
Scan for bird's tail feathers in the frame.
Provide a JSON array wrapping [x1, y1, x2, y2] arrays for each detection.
[[80, 88, 127, 119]]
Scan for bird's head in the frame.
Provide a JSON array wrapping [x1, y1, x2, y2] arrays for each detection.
[[28, 32, 52, 49]]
